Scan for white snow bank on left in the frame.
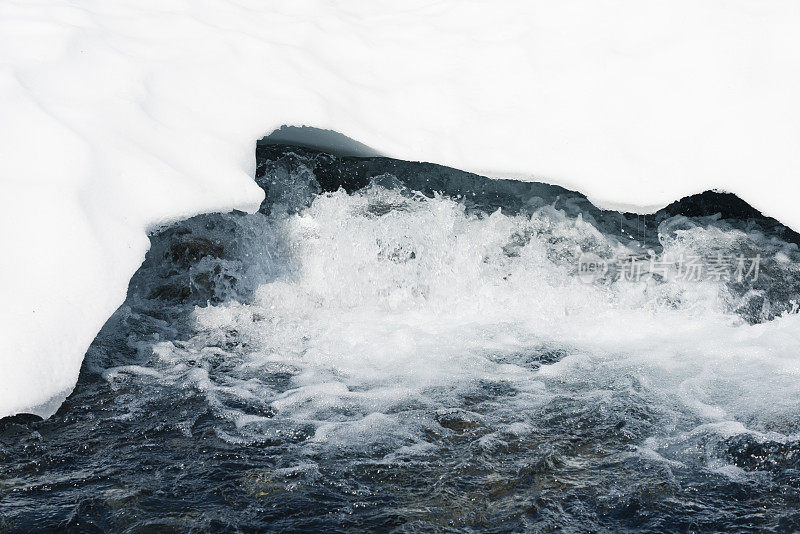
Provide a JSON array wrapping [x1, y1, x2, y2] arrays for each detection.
[[3, 0, 800, 418], [0, 1, 268, 417]]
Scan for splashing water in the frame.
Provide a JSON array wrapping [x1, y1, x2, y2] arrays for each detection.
[[2, 147, 800, 531]]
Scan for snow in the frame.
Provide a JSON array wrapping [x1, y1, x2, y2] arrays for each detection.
[[2, 0, 800, 418]]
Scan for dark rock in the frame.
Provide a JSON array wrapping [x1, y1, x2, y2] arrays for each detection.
[[167, 236, 224, 267], [659, 190, 800, 245]]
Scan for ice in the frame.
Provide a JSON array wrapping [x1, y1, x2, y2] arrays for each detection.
[[3, 1, 800, 418]]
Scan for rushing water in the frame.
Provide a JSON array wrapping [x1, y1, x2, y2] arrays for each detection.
[[2, 145, 800, 532]]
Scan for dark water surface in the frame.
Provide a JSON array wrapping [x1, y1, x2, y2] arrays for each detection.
[[2, 146, 800, 532]]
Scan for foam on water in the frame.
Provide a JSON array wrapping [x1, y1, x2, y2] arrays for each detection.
[[112, 172, 800, 466]]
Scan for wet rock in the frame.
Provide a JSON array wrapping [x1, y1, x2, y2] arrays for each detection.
[[435, 409, 483, 433], [166, 236, 224, 267]]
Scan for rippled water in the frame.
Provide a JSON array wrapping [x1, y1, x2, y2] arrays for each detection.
[[2, 146, 800, 532]]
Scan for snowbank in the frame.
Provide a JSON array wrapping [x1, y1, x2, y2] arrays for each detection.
[[2, 0, 800, 418]]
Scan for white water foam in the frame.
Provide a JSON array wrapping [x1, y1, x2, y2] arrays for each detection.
[[103, 184, 800, 472]]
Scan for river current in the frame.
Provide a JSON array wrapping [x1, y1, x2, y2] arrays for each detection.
[[2, 145, 800, 532]]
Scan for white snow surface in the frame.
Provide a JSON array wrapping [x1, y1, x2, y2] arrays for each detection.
[[2, 0, 800, 418]]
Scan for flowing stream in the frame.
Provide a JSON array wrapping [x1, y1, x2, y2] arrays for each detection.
[[2, 146, 800, 532]]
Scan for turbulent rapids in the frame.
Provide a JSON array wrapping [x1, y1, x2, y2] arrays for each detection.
[[2, 143, 800, 531]]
